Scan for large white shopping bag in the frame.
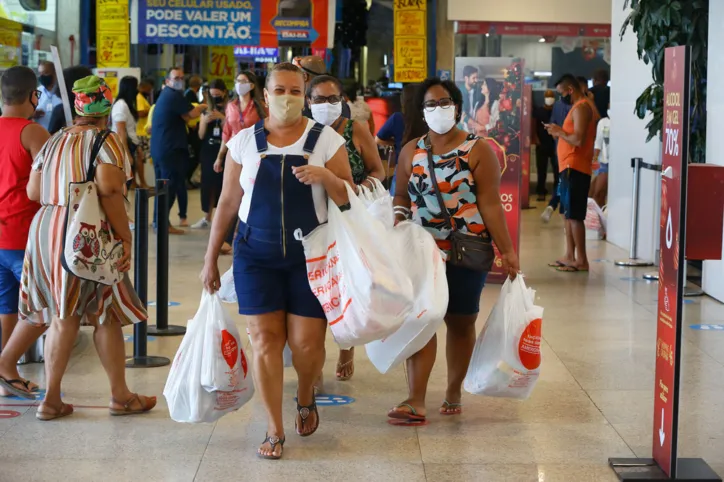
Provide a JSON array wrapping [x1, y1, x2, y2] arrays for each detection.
[[164, 292, 254, 423], [299, 183, 413, 349], [366, 222, 448, 373], [219, 267, 236, 303], [463, 276, 543, 400], [199, 292, 245, 392]]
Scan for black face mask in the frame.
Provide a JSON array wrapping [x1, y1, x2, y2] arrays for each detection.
[[27, 91, 38, 120], [561, 93, 572, 105], [211, 96, 225, 105], [39, 74, 53, 88]]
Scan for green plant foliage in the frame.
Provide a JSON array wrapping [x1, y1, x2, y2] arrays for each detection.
[[621, 0, 708, 163]]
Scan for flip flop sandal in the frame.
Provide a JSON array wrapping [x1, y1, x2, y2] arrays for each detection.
[[335, 359, 354, 381], [295, 397, 319, 437], [387, 403, 426, 421], [439, 400, 463, 415], [548, 261, 568, 268], [556, 266, 589, 273], [23, 380, 41, 393], [0, 376, 36, 400], [109, 393, 157, 416], [257, 434, 285, 460], [36, 402, 74, 421]]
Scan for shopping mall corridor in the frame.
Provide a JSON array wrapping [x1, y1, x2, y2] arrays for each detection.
[[1, 198, 723, 482]]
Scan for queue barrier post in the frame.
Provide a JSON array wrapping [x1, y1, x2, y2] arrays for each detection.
[[125, 188, 170, 368], [615, 158, 661, 267], [148, 179, 186, 337]]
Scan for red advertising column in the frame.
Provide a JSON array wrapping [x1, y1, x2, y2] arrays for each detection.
[[452, 57, 523, 284], [652, 44, 690, 478], [608, 45, 721, 482]]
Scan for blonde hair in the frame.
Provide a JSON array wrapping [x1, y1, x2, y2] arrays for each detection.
[[265, 62, 304, 88]]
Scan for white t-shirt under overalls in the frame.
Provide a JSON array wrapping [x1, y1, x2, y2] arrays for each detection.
[[226, 118, 345, 224]]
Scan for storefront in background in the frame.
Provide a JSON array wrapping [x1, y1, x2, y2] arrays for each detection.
[[454, 21, 611, 90], [0, 0, 57, 72]]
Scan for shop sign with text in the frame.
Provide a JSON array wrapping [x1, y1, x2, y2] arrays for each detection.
[[132, 0, 330, 48], [393, 0, 426, 83]]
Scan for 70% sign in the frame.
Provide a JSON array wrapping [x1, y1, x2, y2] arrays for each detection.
[[664, 91, 681, 157]]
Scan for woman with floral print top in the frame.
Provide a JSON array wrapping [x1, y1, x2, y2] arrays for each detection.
[[388, 77, 519, 422]]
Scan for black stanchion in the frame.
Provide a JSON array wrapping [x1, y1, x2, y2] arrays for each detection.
[[148, 179, 186, 337], [126, 188, 170, 368]]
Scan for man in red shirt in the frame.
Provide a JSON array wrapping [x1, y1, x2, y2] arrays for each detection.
[[0, 66, 50, 398]]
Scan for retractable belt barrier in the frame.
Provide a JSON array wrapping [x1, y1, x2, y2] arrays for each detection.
[[126, 180, 176, 368], [615, 158, 662, 267]]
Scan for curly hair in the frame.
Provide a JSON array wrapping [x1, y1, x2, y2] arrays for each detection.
[[415, 77, 464, 124]]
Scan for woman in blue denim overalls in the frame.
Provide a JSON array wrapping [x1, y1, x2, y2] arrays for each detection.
[[201, 63, 355, 460]]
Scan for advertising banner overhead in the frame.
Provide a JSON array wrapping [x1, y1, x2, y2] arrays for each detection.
[[131, 0, 332, 48]]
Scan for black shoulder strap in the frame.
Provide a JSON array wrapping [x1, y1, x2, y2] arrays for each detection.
[[86, 129, 112, 182], [424, 135, 454, 230], [303, 122, 325, 154], [253, 120, 267, 154]]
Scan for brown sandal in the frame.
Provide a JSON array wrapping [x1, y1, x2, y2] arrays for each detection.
[[109, 393, 157, 416], [36, 402, 74, 421]]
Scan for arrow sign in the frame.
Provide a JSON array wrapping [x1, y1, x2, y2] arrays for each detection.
[[659, 408, 666, 447]]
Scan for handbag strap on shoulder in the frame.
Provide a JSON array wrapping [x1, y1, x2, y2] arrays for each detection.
[[86, 129, 113, 182], [424, 135, 455, 231]]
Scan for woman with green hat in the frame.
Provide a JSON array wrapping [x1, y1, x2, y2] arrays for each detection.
[[18, 75, 156, 420]]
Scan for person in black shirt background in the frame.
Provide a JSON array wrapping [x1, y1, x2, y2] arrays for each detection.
[[185, 75, 204, 188], [589, 69, 610, 119], [532, 89, 557, 201]]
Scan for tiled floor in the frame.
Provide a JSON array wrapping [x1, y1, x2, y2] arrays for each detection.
[[1, 196, 723, 482]]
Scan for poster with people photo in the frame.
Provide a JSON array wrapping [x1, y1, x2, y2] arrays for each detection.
[[454, 57, 523, 283]]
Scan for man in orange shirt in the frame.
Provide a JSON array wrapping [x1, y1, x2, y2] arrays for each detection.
[[545, 74, 599, 272]]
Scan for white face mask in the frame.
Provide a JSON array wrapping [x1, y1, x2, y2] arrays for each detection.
[[236, 82, 252, 98], [310, 102, 342, 126], [424, 106, 457, 135], [607, 109, 611, 118], [544, 97, 555, 106]]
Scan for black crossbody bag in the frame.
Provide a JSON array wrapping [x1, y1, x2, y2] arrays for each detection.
[[424, 136, 495, 272]]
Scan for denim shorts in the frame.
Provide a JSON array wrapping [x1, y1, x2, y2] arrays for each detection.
[[232, 226, 325, 319], [446, 263, 488, 316], [559, 168, 591, 221], [595, 163, 609, 175], [0, 249, 25, 315]]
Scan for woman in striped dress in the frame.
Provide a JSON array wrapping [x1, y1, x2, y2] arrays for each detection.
[[19, 76, 156, 420]]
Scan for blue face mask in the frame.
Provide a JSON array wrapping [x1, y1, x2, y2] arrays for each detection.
[[169, 79, 184, 91]]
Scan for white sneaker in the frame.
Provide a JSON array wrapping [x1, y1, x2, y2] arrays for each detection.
[[191, 218, 210, 229], [129, 221, 135, 231], [541, 206, 554, 223]]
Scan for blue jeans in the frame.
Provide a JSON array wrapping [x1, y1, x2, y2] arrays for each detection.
[[0, 249, 24, 314], [153, 149, 188, 225]]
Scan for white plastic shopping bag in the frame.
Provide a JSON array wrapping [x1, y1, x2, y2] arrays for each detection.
[[246, 327, 293, 368], [358, 178, 394, 228], [584, 198, 606, 240], [219, 267, 236, 303], [463, 276, 543, 400], [163, 292, 254, 423], [200, 293, 245, 392], [300, 183, 413, 349], [366, 222, 448, 373]]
